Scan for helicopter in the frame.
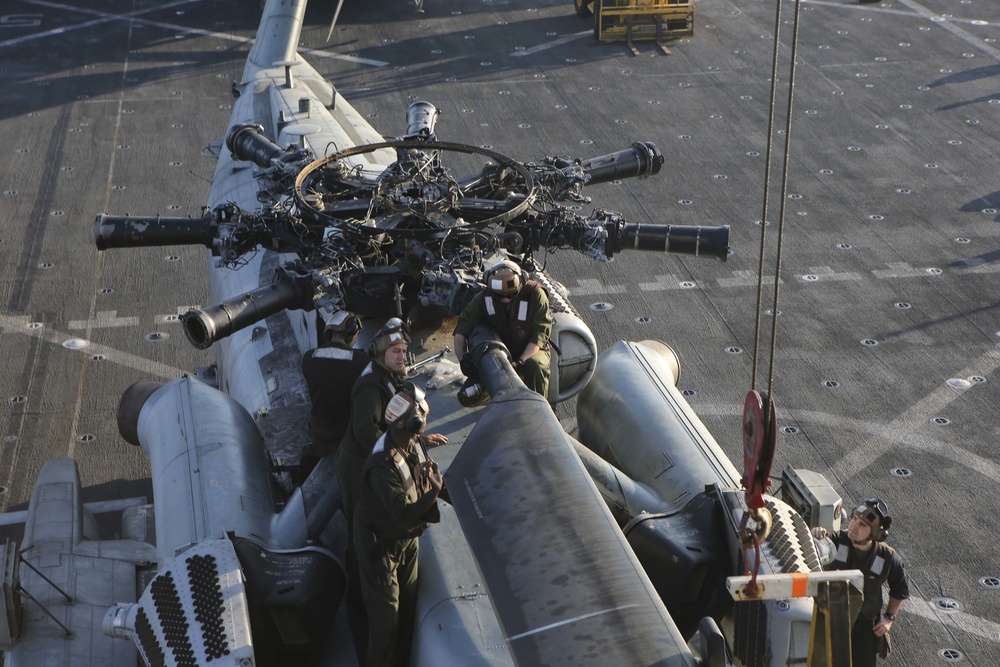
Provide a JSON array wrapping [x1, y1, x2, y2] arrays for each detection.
[[0, 0, 851, 665]]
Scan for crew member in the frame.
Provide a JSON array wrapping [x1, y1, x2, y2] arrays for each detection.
[[338, 317, 448, 530], [335, 317, 410, 661], [338, 317, 411, 525], [355, 384, 445, 667], [336, 318, 446, 662], [811, 498, 909, 666], [453, 259, 553, 398], [297, 309, 367, 483]]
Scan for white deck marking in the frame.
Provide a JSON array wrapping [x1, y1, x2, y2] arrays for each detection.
[[568, 279, 627, 296], [638, 274, 684, 291], [718, 270, 784, 288], [906, 594, 1000, 644], [2, 0, 198, 47], [511, 31, 590, 57], [871, 262, 940, 280], [801, 0, 999, 60], [11, 0, 388, 65], [798, 267, 863, 283], [0, 314, 188, 380], [68, 310, 139, 330], [692, 346, 1000, 486]]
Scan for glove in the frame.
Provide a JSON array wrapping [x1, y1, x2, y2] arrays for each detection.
[[513, 358, 525, 370], [459, 355, 476, 378]]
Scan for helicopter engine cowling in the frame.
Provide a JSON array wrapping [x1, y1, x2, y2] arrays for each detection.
[[567, 431, 733, 639], [547, 310, 597, 402]]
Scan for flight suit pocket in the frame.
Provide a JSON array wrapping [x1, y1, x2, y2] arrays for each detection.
[[369, 544, 396, 588]]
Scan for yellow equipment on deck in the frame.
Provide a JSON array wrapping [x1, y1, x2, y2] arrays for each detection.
[[585, 0, 695, 54]]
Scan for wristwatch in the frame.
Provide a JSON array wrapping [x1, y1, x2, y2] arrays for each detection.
[[883, 612, 896, 621]]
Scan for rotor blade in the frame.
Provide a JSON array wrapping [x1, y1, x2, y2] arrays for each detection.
[[326, 0, 346, 43], [445, 343, 696, 667]]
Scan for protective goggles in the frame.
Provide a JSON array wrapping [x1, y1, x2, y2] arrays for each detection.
[[402, 381, 428, 414], [865, 497, 889, 518], [380, 317, 410, 344], [385, 383, 428, 423], [853, 498, 887, 527]]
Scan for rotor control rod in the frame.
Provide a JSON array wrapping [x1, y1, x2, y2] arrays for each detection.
[[94, 213, 218, 251], [182, 268, 314, 349], [581, 141, 664, 185], [608, 223, 730, 261], [226, 123, 299, 167]]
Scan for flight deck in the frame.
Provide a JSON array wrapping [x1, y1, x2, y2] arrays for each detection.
[[1, 0, 999, 664]]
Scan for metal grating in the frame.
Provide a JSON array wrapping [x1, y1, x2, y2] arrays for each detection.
[[136, 607, 167, 667], [150, 573, 196, 665], [127, 538, 254, 667], [186, 553, 230, 660], [733, 599, 768, 667]]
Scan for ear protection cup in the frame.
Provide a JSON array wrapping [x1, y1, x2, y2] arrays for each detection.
[[874, 518, 890, 541], [342, 314, 361, 338], [860, 498, 891, 541], [404, 413, 426, 435], [321, 310, 362, 343]]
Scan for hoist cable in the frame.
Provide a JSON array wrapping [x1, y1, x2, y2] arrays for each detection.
[[766, 0, 806, 400], [751, 0, 806, 405], [750, 0, 787, 390]]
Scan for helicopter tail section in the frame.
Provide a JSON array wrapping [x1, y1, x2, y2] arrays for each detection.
[[247, 0, 306, 73]]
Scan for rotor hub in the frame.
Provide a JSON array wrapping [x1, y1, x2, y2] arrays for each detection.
[[293, 140, 536, 239]]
